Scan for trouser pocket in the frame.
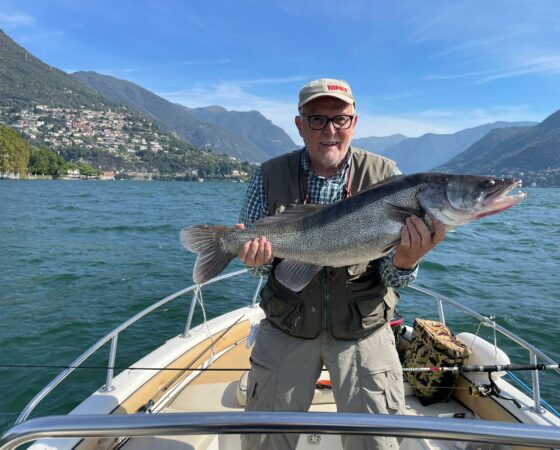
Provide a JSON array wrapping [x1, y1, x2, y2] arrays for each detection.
[[361, 367, 406, 415], [245, 358, 276, 411]]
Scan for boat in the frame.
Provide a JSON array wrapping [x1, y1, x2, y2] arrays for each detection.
[[1, 269, 559, 450]]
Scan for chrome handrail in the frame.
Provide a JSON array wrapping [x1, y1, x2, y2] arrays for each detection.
[[2, 412, 560, 450], [15, 269, 252, 424], [407, 285, 559, 368]]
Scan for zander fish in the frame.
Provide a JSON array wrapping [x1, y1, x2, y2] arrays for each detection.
[[180, 173, 526, 292]]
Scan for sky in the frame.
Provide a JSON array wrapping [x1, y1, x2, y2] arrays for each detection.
[[1, 0, 560, 145]]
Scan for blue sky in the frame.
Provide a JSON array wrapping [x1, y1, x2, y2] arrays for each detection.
[[1, 0, 560, 144]]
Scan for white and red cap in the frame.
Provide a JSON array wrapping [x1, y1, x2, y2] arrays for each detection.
[[298, 78, 355, 108]]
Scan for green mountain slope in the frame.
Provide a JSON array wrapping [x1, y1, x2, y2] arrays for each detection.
[[0, 30, 109, 109], [0, 29, 253, 179]]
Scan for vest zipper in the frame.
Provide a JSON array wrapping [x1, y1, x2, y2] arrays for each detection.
[[322, 268, 329, 331]]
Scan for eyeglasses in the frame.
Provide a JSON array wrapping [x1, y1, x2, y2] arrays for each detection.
[[300, 114, 355, 130]]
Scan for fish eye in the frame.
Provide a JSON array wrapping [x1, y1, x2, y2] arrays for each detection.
[[481, 179, 496, 189]]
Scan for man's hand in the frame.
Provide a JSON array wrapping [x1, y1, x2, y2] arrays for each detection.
[[235, 223, 273, 267], [392, 215, 446, 270]]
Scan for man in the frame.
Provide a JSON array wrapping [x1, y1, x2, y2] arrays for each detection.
[[237, 78, 446, 450]]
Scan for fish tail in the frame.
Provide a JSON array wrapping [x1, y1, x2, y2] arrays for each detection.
[[180, 225, 237, 284]]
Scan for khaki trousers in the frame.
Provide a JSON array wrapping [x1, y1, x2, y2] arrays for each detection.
[[241, 319, 405, 450]]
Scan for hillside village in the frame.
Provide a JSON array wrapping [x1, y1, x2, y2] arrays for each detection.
[[0, 103, 252, 180], [5, 105, 171, 155]]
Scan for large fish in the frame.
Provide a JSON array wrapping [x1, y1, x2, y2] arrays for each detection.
[[181, 173, 526, 291]]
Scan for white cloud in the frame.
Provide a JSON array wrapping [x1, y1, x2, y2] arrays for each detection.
[[355, 114, 456, 138], [356, 105, 545, 139], [426, 54, 560, 84], [474, 56, 560, 84], [404, 1, 560, 85], [159, 81, 302, 144], [0, 12, 34, 27]]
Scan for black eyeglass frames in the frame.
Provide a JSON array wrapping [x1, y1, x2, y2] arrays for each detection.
[[300, 114, 355, 130]]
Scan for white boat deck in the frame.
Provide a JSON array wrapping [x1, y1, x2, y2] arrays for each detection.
[[121, 337, 477, 450]]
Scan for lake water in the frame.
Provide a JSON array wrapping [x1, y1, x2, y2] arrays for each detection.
[[0, 180, 558, 432]]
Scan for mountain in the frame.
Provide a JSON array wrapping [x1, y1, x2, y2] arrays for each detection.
[[186, 105, 296, 160], [356, 122, 535, 173], [0, 30, 110, 109], [0, 29, 253, 179], [72, 71, 296, 162], [436, 110, 560, 186], [352, 134, 407, 153]]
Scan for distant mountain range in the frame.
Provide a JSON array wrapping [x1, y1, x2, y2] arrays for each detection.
[[354, 122, 536, 173], [352, 134, 407, 154], [185, 104, 296, 160], [72, 71, 296, 162], [436, 110, 560, 185]]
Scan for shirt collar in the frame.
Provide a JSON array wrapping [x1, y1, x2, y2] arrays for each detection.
[[301, 146, 353, 179]]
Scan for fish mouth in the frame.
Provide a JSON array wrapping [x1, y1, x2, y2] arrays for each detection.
[[477, 179, 527, 219]]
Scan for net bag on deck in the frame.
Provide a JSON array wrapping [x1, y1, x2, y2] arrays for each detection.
[[403, 318, 471, 405]]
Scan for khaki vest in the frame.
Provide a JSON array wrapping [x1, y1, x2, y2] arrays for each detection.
[[259, 147, 400, 340]]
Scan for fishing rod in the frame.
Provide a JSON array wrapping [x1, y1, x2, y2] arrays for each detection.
[[403, 363, 560, 373], [0, 364, 247, 372], [1, 363, 558, 373]]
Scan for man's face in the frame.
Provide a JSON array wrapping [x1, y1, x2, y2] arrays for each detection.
[[295, 97, 357, 174]]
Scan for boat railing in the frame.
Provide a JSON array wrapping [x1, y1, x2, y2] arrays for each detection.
[[407, 284, 560, 415], [2, 411, 560, 450], [15, 269, 257, 425], [14, 271, 558, 427]]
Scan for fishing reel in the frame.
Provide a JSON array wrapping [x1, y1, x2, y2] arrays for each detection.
[[469, 373, 521, 408]]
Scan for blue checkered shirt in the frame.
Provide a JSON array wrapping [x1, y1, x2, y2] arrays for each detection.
[[239, 147, 417, 287]]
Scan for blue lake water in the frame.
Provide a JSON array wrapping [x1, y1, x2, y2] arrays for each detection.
[[0, 180, 558, 431]]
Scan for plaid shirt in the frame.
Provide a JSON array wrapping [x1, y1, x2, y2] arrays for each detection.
[[239, 147, 417, 287]]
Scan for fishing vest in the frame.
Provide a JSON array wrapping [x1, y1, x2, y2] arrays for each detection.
[[259, 147, 400, 340]]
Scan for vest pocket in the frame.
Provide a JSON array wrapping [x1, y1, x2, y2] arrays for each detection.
[[355, 295, 386, 329], [260, 283, 306, 336], [351, 287, 399, 332]]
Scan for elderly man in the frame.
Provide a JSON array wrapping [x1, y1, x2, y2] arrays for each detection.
[[237, 78, 446, 450]]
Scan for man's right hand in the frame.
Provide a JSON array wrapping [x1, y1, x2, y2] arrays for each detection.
[[235, 223, 273, 267]]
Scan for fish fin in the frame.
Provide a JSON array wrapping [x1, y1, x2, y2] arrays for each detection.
[[254, 203, 325, 226], [382, 239, 401, 254], [384, 200, 424, 220], [180, 225, 237, 284], [275, 260, 323, 292]]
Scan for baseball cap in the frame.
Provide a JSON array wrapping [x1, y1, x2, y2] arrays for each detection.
[[298, 78, 355, 108]]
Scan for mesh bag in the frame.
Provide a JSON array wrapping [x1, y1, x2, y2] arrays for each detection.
[[403, 318, 471, 405]]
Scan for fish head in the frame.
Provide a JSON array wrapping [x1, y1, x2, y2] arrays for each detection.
[[417, 173, 527, 228]]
